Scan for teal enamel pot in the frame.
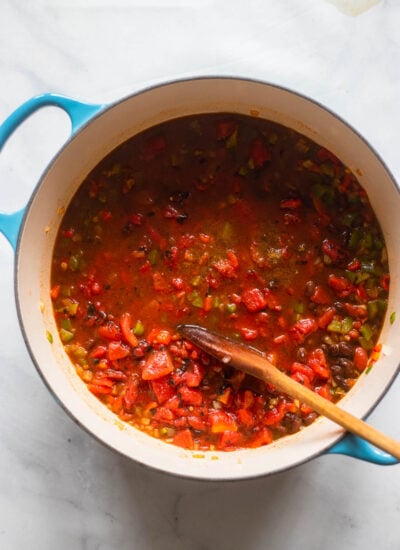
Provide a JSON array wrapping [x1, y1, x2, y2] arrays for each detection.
[[0, 77, 398, 479]]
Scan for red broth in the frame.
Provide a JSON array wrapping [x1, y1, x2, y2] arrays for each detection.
[[51, 114, 388, 451]]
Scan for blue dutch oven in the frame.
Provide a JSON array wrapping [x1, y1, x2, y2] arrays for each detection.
[[0, 78, 398, 479]]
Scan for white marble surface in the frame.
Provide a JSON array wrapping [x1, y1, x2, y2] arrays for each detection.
[[1, 0, 400, 548]]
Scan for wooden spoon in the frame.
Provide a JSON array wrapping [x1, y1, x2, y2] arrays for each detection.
[[177, 324, 400, 460]]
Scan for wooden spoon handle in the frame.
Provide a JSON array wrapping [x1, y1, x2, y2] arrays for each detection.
[[178, 324, 400, 461]]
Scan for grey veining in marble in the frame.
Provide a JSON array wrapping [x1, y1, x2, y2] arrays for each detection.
[[1, 1, 400, 548]]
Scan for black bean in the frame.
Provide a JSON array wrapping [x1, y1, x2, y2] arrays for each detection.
[[330, 364, 344, 376], [283, 413, 302, 434], [329, 343, 340, 357], [321, 343, 330, 355], [303, 412, 318, 426], [338, 341, 354, 358], [337, 357, 354, 371], [176, 213, 188, 224], [334, 301, 346, 314], [273, 425, 288, 435], [333, 375, 350, 391]]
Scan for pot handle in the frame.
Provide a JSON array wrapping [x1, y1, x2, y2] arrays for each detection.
[[0, 93, 105, 250], [327, 433, 398, 465]]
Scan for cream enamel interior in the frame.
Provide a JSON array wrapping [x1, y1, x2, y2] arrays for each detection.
[[16, 78, 400, 480]]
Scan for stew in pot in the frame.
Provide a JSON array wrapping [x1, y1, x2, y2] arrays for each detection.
[[50, 113, 389, 451]]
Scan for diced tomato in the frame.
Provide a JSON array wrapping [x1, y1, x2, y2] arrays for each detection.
[[381, 274, 390, 291], [142, 349, 174, 380], [107, 341, 131, 361], [98, 321, 122, 341], [321, 239, 345, 264], [307, 348, 330, 379], [164, 395, 181, 411], [217, 120, 237, 140], [237, 408, 255, 429], [219, 430, 245, 450], [354, 346, 368, 371], [240, 327, 259, 340], [174, 417, 189, 429], [248, 427, 273, 448], [289, 318, 318, 342], [152, 271, 170, 292], [151, 376, 175, 404], [347, 258, 361, 272], [212, 258, 238, 279], [310, 285, 331, 305], [120, 312, 139, 347], [146, 327, 172, 346], [152, 406, 175, 423], [164, 246, 178, 269], [283, 212, 302, 225], [130, 213, 144, 226], [264, 289, 282, 311], [173, 428, 194, 450], [273, 334, 288, 345], [187, 415, 208, 432], [178, 233, 196, 248], [290, 371, 312, 389], [91, 345, 107, 359], [88, 383, 113, 396], [139, 260, 151, 273], [178, 385, 203, 406], [227, 250, 239, 268], [317, 307, 336, 329], [104, 368, 127, 381], [50, 285, 61, 300], [300, 403, 314, 416], [209, 410, 238, 433], [91, 373, 114, 388], [315, 384, 332, 401], [123, 374, 140, 409], [203, 295, 213, 312], [249, 138, 271, 168], [172, 277, 185, 290], [328, 274, 353, 297], [242, 389, 255, 409], [263, 402, 287, 426], [280, 198, 302, 210], [182, 362, 204, 387], [241, 287, 267, 312], [100, 210, 112, 222], [356, 282, 367, 301], [290, 362, 314, 380]]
